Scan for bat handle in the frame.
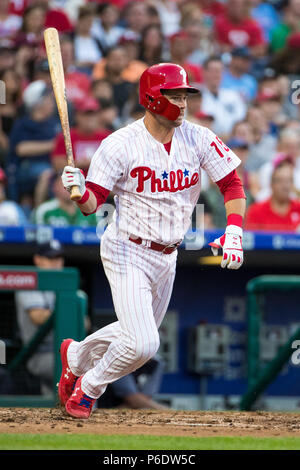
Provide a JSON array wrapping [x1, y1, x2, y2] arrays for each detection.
[[70, 185, 83, 202]]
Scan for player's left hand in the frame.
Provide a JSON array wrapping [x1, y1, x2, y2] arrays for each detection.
[[209, 225, 243, 269]]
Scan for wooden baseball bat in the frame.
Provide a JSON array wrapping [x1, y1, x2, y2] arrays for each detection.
[[44, 27, 82, 201]]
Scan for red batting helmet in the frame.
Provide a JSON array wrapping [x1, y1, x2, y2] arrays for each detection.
[[139, 63, 199, 121]]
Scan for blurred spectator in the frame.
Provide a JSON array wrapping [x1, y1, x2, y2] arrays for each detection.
[[51, 0, 86, 23], [33, 171, 98, 226], [139, 24, 165, 66], [245, 157, 300, 232], [270, 0, 300, 53], [32, 58, 52, 86], [59, 34, 92, 107], [15, 240, 65, 396], [0, 39, 16, 74], [0, 68, 22, 144], [271, 31, 300, 76], [122, 1, 151, 40], [186, 88, 203, 121], [98, 356, 168, 410], [51, 96, 111, 175], [91, 2, 125, 55], [168, 30, 203, 85], [118, 36, 147, 82], [197, 0, 226, 20], [221, 46, 258, 102], [0, 0, 22, 39], [150, 0, 181, 36], [214, 0, 266, 58], [244, 104, 277, 172], [201, 56, 247, 139], [256, 89, 284, 137], [92, 45, 134, 115], [226, 137, 256, 205], [32, 0, 73, 33], [72, 4, 103, 76], [13, 4, 46, 50], [91, 77, 114, 107], [7, 80, 59, 208], [0, 167, 28, 225], [231, 119, 254, 146], [184, 18, 212, 66], [250, 0, 280, 42], [256, 129, 300, 201], [190, 110, 215, 130]]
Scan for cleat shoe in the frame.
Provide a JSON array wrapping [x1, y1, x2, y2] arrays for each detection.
[[58, 338, 78, 406], [65, 376, 96, 419]]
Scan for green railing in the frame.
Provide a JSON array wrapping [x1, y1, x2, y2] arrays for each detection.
[[0, 266, 86, 407], [240, 275, 300, 411]]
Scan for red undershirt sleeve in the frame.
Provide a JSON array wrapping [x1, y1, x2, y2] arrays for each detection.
[[215, 170, 246, 203], [80, 181, 110, 215]]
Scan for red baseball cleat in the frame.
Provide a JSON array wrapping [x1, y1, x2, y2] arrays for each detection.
[[65, 376, 96, 419], [58, 338, 78, 406]]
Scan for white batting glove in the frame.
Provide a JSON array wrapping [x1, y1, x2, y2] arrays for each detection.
[[209, 224, 243, 270], [61, 166, 86, 198]]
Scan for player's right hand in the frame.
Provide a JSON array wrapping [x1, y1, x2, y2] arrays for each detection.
[[61, 166, 86, 198]]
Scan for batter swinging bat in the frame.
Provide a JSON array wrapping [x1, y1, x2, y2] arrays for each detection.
[[44, 27, 82, 201]]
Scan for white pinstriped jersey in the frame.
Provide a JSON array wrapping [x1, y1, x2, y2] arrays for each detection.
[[86, 118, 241, 244]]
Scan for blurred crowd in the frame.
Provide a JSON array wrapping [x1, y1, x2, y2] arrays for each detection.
[[0, 0, 300, 232]]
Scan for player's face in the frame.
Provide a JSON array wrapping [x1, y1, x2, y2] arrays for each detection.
[[160, 89, 188, 127]]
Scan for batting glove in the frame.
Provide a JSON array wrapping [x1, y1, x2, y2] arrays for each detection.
[[209, 224, 243, 270], [61, 166, 86, 198]]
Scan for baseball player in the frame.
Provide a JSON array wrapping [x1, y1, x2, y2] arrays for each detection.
[[59, 63, 246, 419]]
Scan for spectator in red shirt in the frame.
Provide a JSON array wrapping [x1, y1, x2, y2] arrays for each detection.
[[9, 0, 30, 17], [51, 95, 111, 175], [245, 157, 300, 232], [168, 30, 203, 84], [214, 0, 267, 58]]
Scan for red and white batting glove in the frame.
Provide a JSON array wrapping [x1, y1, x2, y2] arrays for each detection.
[[61, 166, 88, 202], [209, 214, 243, 270]]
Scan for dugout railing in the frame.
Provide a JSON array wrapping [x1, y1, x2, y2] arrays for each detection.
[[240, 275, 300, 411], [0, 266, 86, 407]]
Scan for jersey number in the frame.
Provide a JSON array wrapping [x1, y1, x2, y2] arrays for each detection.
[[210, 136, 229, 158]]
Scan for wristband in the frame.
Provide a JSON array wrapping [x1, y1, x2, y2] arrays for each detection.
[[77, 189, 89, 204], [227, 213, 243, 228]]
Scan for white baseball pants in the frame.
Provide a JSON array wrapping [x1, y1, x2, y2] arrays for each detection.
[[67, 225, 177, 399]]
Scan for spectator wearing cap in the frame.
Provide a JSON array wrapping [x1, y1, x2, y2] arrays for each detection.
[[7, 80, 59, 207], [200, 56, 247, 139], [214, 0, 267, 58], [91, 3, 125, 55], [0, 0, 22, 39], [14, 239, 65, 396], [51, 96, 111, 175], [255, 129, 300, 201], [72, 4, 104, 76], [0, 167, 28, 225], [221, 47, 258, 102], [245, 157, 300, 232], [33, 171, 98, 227], [168, 30, 203, 85]]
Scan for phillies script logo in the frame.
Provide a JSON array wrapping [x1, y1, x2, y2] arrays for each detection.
[[130, 166, 199, 193]]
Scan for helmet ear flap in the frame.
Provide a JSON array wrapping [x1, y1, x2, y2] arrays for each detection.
[[146, 95, 180, 121]]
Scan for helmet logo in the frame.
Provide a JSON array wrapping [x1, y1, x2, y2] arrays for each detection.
[[180, 68, 188, 85]]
